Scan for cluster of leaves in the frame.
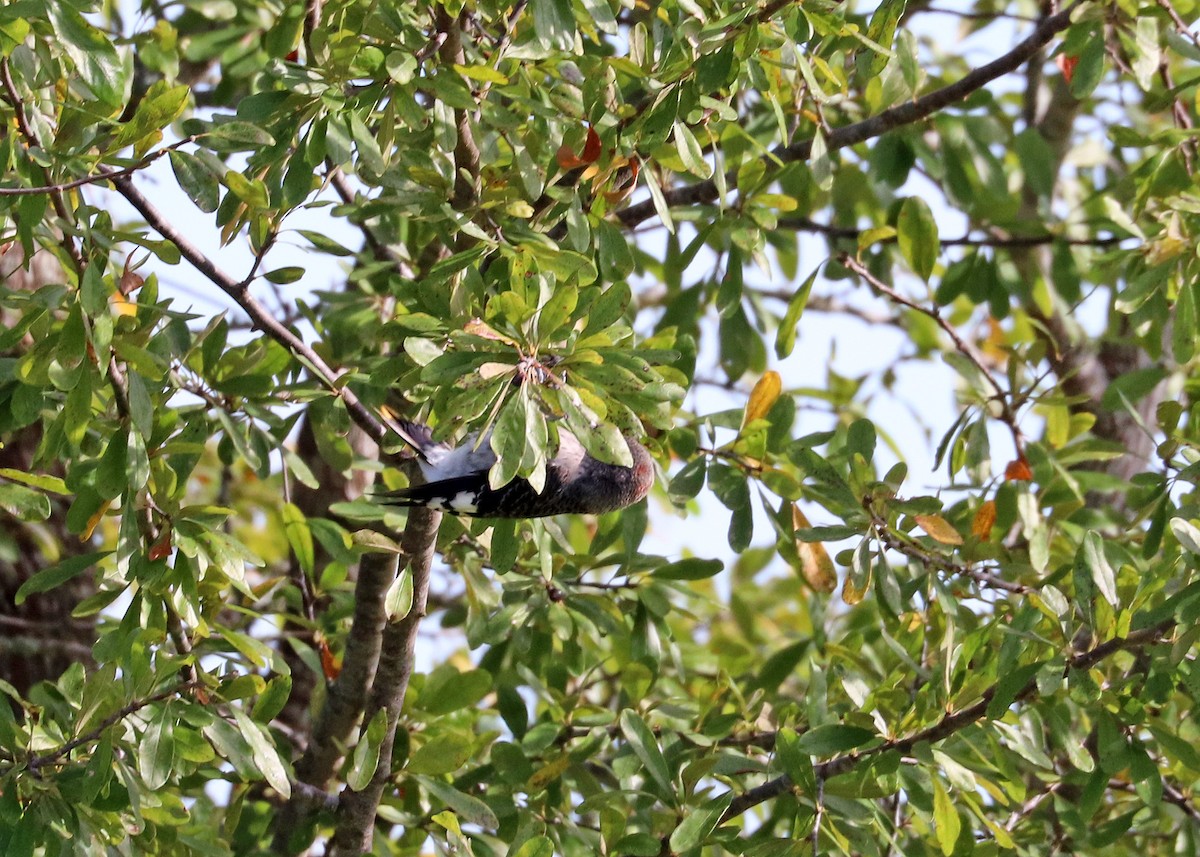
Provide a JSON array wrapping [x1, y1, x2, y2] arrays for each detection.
[[2, 0, 1200, 855]]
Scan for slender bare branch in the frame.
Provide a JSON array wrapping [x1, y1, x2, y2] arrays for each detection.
[[778, 216, 1126, 249]]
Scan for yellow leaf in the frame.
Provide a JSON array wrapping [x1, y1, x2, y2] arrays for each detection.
[[914, 514, 963, 546], [82, 499, 113, 541], [742, 370, 781, 430], [794, 505, 836, 592], [971, 501, 996, 539], [527, 753, 571, 791], [841, 568, 870, 605]]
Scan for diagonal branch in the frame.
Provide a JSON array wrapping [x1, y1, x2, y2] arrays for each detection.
[[106, 172, 388, 445], [617, 1, 1081, 229], [717, 619, 1174, 824]]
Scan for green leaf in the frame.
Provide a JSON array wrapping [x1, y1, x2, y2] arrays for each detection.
[[774, 727, 814, 788], [0, 469, 67, 495], [224, 170, 269, 208], [985, 661, 1043, 719], [490, 518, 520, 574], [1171, 518, 1200, 555], [860, 0, 904, 78], [668, 792, 732, 852], [0, 478, 50, 522], [652, 557, 723, 580], [347, 708, 388, 791], [775, 265, 819, 358], [668, 457, 707, 499], [264, 267, 305, 285], [138, 703, 175, 790], [420, 776, 500, 828], [673, 121, 712, 178], [511, 835, 555, 857], [15, 551, 109, 605], [46, 3, 126, 107], [619, 709, 674, 798], [281, 503, 314, 576], [585, 277, 633, 331], [794, 724, 875, 756], [932, 777, 961, 856], [530, 0, 575, 50], [1174, 280, 1197, 363], [113, 83, 190, 151], [406, 732, 473, 775], [231, 707, 291, 798], [538, 286, 578, 341], [1082, 530, 1119, 606], [897, 196, 938, 281], [252, 675, 293, 723], [421, 667, 493, 715], [384, 568, 413, 621], [490, 394, 526, 489]]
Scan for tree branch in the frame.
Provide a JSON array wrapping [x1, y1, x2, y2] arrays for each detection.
[[106, 172, 388, 445], [616, 1, 1081, 229], [272, 551, 398, 851], [329, 507, 441, 854], [21, 680, 198, 775], [717, 620, 1174, 824], [777, 216, 1126, 249]]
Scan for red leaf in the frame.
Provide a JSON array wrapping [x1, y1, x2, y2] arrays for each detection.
[[1005, 456, 1033, 482], [319, 638, 342, 680], [1057, 54, 1078, 84], [556, 125, 603, 169]]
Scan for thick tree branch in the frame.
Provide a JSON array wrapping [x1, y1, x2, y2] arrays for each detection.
[[435, 7, 481, 212], [271, 550, 399, 851], [329, 507, 441, 855], [617, 2, 1081, 229]]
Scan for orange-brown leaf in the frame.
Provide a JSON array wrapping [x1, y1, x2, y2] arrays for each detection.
[[971, 500, 996, 539], [463, 317, 517, 344], [1057, 53, 1078, 84], [319, 638, 341, 680], [914, 514, 963, 546], [841, 569, 870, 605], [556, 126, 602, 169], [148, 527, 173, 561], [82, 499, 113, 541], [1005, 456, 1033, 482], [794, 505, 836, 593]]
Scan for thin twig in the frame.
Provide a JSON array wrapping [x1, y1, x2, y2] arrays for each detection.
[[23, 681, 198, 774], [0, 56, 85, 271], [838, 252, 1027, 458], [872, 518, 1033, 596], [0, 139, 193, 197], [778, 216, 1126, 249]]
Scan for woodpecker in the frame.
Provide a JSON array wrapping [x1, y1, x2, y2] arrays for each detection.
[[380, 420, 655, 518]]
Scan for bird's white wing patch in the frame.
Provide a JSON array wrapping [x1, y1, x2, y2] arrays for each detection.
[[449, 490, 481, 513]]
